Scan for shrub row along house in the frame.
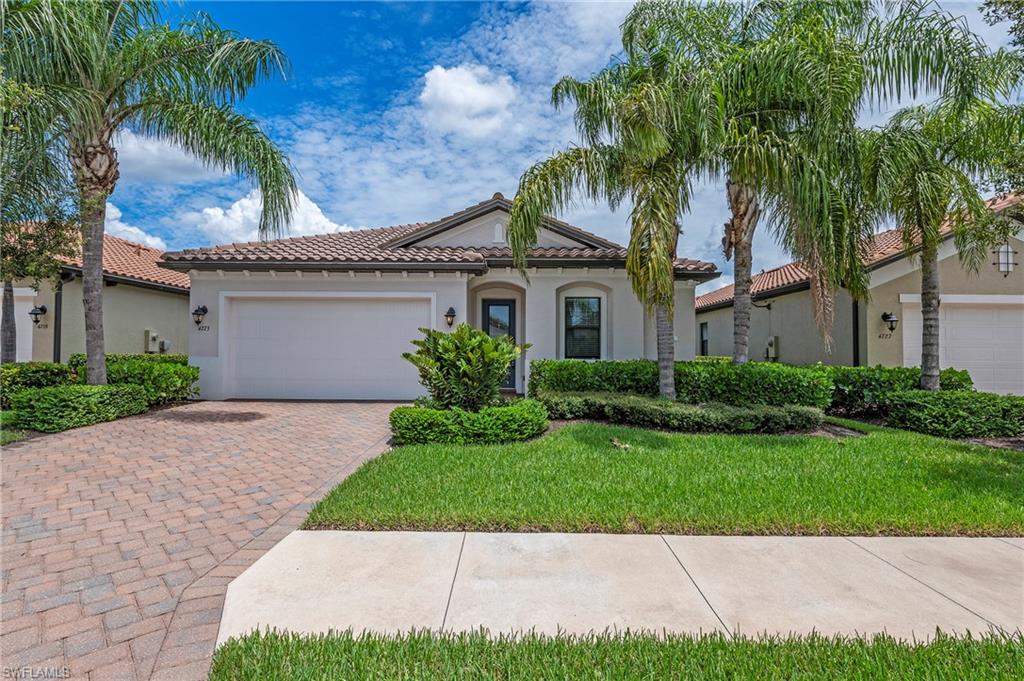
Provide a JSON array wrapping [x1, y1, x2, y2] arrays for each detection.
[[4, 234, 191, 362], [158, 193, 719, 400], [696, 194, 1024, 394]]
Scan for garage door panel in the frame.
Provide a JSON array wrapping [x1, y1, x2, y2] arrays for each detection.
[[227, 297, 430, 400], [901, 301, 1023, 394]]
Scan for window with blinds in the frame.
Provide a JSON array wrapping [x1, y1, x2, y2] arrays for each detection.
[[564, 297, 601, 359]]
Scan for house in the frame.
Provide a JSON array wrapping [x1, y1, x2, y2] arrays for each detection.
[[159, 193, 719, 400], [4, 234, 191, 362], [695, 194, 1024, 394]]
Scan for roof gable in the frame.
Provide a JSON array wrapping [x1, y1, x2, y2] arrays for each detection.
[[381, 193, 622, 250]]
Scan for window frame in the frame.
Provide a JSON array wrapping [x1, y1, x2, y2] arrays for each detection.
[[563, 296, 602, 360], [699, 322, 709, 356]]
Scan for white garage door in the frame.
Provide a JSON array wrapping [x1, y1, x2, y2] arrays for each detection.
[[902, 300, 1024, 394], [226, 296, 431, 400]]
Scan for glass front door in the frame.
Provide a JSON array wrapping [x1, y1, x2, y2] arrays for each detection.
[[482, 299, 516, 390]]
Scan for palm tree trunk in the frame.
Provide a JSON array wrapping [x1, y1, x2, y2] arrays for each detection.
[[2, 280, 16, 363], [724, 179, 761, 364], [919, 240, 941, 390], [69, 131, 119, 385], [655, 302, 676, 400]]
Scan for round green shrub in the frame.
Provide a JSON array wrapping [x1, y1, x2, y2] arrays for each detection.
[[0, 362, 76, 409]]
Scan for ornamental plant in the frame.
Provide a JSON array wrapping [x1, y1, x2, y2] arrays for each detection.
[[402, 324, 526, 412]]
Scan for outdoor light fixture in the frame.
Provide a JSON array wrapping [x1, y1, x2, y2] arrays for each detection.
[[28, 305, 47, 325], [191, 305, 208, 326], [444, 306, 457, 327], [993, 241, 1018, 277], [881, 311, 899, 333]]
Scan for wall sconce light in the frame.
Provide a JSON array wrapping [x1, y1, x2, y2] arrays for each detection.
[[881, 311, 899, 333], [192, 305, 208, 326], [28, 305, 47, 325], [994, 241, 1018, 277], [444, 306, 457, 327]]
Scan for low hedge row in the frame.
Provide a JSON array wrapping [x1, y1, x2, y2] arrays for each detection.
[[826, 366, 974, 416], [390, 399, 549, 445], [885, 391, 1024, 438], [68, 350, 190, 372], [10, 384, 149, 432], [0, 362, 77, 408], [102, 361, 199, 406], [537, 392, 823, 434], [67, 352, 190, 371], [529, 359, 833, 409]]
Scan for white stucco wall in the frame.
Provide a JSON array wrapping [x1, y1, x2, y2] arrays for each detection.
[[188, 266, 703, 399]]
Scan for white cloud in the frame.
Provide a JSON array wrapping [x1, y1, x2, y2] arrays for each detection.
[[105, 203, 167, 250], [419, 64, 517, 138], [114, 130, 226, 185], [180, 189, 352, 245]]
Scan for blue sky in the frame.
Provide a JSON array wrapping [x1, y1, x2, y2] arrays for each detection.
[[107, 1, 1018, 294]]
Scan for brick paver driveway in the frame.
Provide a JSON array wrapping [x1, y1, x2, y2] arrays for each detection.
[[1, 401, 393, 681]]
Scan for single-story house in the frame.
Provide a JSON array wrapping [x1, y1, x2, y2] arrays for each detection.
[[4, 234, 191, 362], [159, 193, 719, 400], [695, 194, 1023, 394]]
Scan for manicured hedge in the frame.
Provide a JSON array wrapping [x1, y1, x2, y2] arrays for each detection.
[[885, 390, 1024, 438], [67, 352, 189, 371], [390, 399, 549, 445], [10, 384, 149, 432], [529, 360, 832, 409], [536, 392, 822, 434], [826, 366, 974, 416], [102, 360, 200, 405], [0, 362, 76, 409]]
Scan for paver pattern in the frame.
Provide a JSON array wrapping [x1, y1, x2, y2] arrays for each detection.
[[1, 401, 393, 681]]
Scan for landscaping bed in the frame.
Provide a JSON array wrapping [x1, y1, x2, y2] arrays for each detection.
[[305, 420, 1024, 535], [211, 630, 1024, 681]]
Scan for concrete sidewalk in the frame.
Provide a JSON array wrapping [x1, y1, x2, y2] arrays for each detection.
[[216, 532, 1023, 645]]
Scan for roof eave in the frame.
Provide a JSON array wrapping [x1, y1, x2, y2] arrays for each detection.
[[157, 259, 488, 273], [696, 279, 811, 313], [60, 265, 189, 295]]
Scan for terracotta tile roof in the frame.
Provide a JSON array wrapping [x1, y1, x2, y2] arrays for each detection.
[[160, 195, 719, 278], [61, 234, 190, 291], [695, 193, 1022, 311]]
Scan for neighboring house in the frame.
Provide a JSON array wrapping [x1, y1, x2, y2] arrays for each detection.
[[4, 234, 191, 362], [695, 194, 1023, 394], [159, 193, 719, 400]]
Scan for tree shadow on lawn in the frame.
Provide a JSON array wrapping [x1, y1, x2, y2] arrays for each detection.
[[919, 442, 1024, 507]]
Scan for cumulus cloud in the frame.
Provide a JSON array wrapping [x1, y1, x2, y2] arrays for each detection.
[[419, 64, 516, 138], [180, 189, 352, 245], [105, 203, 168, 250], [114, 130, 226, 185]]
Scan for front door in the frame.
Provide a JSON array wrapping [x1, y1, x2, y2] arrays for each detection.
[[482, 298, 516, 390]]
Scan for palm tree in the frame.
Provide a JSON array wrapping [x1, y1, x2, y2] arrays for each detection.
[[861, 50, 1024, 389], [506, 45, 709, 399], [623, 0, 989, 362], [2, 0, 297, 383], [0, 75, 78, 362]]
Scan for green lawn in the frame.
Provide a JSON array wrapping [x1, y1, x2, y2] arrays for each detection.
[[210, 630, 1023, 681], [305, 421, 1024, 535], [0, 410, 27, 445]]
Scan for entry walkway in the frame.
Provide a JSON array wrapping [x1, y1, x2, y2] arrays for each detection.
[[218, 532, 1023, 644]]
